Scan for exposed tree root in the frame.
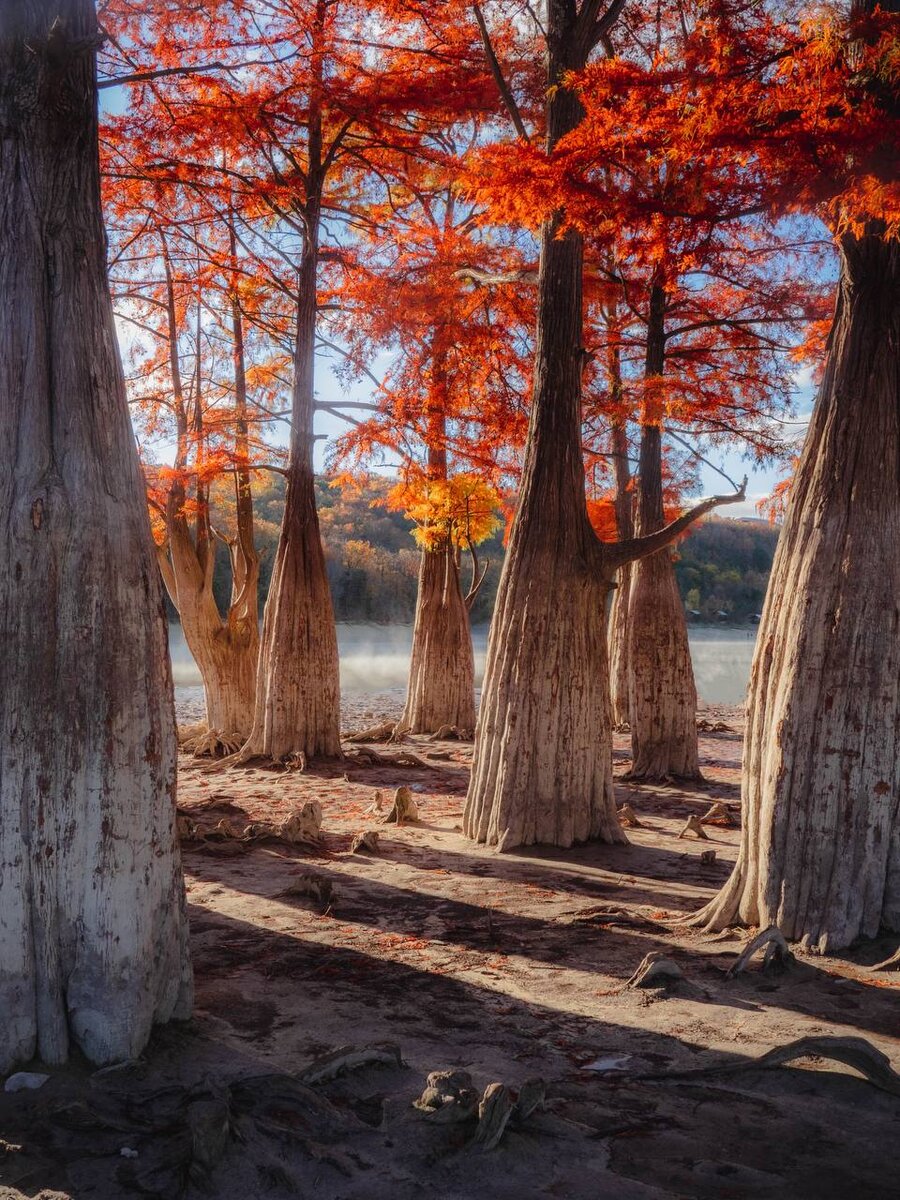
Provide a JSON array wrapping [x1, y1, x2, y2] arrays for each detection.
[[696, 719, 735, 733], [700, 801, 734, 826], [298, 1042, 402, 1085], [725, 925, 794, 978], [872, 946, 900, 971], [178, 724, 244, 759], [471, 1083, 514, 1151], [413, 1070, 480, 1124], [179, 800, 323, 851], [349, 830, 380, 854], [618, 804, 643, 828], [346, 746, 435, 770], [277, 873, 335, 910], [343, 722, 398, 744], [678, 815, 709, 840], [382, 786, 419, 825], [627, 952, 684, 989], [639, 1035, 900, 1098], [428, 724, 472, 741]]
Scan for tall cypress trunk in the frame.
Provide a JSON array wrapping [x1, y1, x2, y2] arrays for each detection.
[[626, 283, 701, 780], [397, 364, 476, 736], [693, 228, 900, 951], [607, 410, 633, 728], [398, 540, 476, 735], [0, 0, 192, 1070], [464, 5, 624, 850], [241, 1, 341, 760]]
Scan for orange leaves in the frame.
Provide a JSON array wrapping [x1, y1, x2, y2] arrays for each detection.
[[386, 473, 501, 551]]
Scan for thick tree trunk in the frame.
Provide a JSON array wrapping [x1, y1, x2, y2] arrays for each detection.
[[398, 543, 476, 735], [626, 285, 701, 781], [464, 11, 624, 849], [693, 230, 900, 951], [241, 60, 341, 761], [0, 0, 192, 1071]]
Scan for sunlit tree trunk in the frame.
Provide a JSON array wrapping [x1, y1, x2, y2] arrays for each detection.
[[0, 0, 192, 1071], [607, 413, 633, 728], [626, 283, 701, 780], [157, 258, 259, 744], [693, 227, 900, 951], [464, 7, 625, 850], [397, 359, 476, 736], [241, 2, 341, 760], [398, 539, 476, 735]]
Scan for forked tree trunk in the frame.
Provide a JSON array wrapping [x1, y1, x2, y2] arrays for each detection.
[[241, 56, 341, 761], [0, 0, 192, 1071], [626, 285, 701, 780], [692, 229, 900, 951], [158, 282, 260, 742], [397, 542, 476, 735]]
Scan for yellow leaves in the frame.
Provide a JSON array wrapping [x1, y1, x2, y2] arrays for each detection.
[[386, 473, 501, 550]]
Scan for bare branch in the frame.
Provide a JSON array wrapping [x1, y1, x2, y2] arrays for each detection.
[[605, 476, 747, 569], [472, 3, 530, 143]]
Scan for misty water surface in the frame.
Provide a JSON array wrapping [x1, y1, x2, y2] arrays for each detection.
[[169, 621, 756, 706]]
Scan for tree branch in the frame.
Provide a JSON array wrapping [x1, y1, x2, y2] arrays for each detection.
[[605, 476, 747, 569], [472, 2, 530, 143]]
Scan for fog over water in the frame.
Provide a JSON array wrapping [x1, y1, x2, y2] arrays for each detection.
[[169, 621, 756, 707]]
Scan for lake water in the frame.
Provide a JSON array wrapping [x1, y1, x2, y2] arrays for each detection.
[[169, 622, 757, 706]]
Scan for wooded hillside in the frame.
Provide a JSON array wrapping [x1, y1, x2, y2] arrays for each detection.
[[192, 476, 776, 626]]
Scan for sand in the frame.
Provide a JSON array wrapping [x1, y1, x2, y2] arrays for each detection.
[[2, 702, 898, 1199]]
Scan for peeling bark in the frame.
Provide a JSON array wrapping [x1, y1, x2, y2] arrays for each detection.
[[0, 0, 192, 1071], [693, 229, 900, 951]]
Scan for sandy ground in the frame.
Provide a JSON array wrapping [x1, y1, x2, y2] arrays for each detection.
[[2, 702, 899, 1200]]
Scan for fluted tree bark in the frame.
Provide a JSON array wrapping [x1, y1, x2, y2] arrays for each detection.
[[0, 0, 192, 1071], [240, 0, 341, 762], [626, 284, 702, 780], [607, 415, 633, 728], [463, 0, 743, 852], [691, 227, 900, 951]]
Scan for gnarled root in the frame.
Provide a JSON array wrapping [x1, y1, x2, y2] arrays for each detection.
[[642, 1036, 900, 1099], [382, 786, 419, 825], [471, 1083, 513, 1152], [428, 724, 472, 741], [678, 815, 709, 840], [178, 724, 244, 759], [343, 721, 398, 744], [346, 746, 435, 770], [627, 952, 684, 990], [618, 804, 643, 828], [872, 946, 900, 971], [726, 925, 794, 978]]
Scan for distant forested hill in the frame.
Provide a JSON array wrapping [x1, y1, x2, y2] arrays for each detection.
[[190, 478, 778, 626]]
